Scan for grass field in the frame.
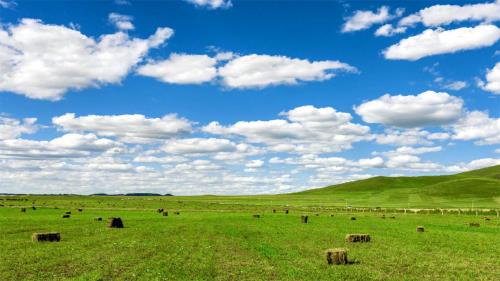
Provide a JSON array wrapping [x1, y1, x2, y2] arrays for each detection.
[[1, 166, 499, 280]]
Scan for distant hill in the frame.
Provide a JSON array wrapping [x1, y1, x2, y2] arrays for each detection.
[[293, 165, 500, 208], [90, 193, 173, 196]]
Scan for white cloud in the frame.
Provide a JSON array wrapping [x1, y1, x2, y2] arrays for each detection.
[[427, 132, 450, 140], [133, 155, 188, 164], [374, 24, 407, 37], [0, 0, 15, 8], [452, 111, 500, 145], [245, 160, 264, 168], [478, 62, 500, 94], [0, 116, 37, 140], [108, 13, 134, 31], [162, 138, 238, 154], [52, 113, 192, 143], [443, 80, 468, 91], [384, 25, 500, 61], [464, 158, 500, 169], [399, 1, 500, 27], [342, 6, 404, 33], [357, 157, 384, 168], [355, 91, 464, 128], [218, 54, 356, 89], [137, 54, 217, 84], [0, 18, 173, 100], [375, 129, 434, 146], [185, 0, 232, 9], [381, 146, 443, 157], [203, 105, 370, 154], [0, 133, 122, 159]]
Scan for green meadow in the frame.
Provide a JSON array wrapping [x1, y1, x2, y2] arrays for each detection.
[[0, 166, 499, 280]]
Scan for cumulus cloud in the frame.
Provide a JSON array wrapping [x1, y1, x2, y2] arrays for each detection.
[[204, 105, 370, 154], [218, 54, 356, 89], [0, 133, 122, 159], [137, 54, 217, 84], [384, 25, 500, 61], [0, 18, 173, 100], [245, 160, 264, 168], [184, 0, 232, 9], [108, 13, 134, 31], [52, 113, 192, 143], [452, 111, 500, 145], [355, 91, 464, 128], [375, 129, 434, 146], [399, 1, 500, 27], [374, 24, 407, 37], [342, 6, 404, 33], [478, 62, 500, 94], [0, 116, 37, 140], [162, 138, 238, 154]]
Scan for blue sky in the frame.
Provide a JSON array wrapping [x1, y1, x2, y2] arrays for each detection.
[[0, 0, 499, 195]]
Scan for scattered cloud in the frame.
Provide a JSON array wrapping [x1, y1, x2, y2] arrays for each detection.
[[452, 111, 500, 145], [218, 54, 357, 89], [0, 18, 173, 100], [374, 24, 407, 37], [355, 91, 464, 128], [184, 0, 232, 9], [0, 0, 15, 9], [0, 133, 123, 159], [399, 1, 500, 27], [342, 6, 404, 33], [384, 25, 500, 61], [137, 54, 217, 84], [52, 113, 192, 143], [204, 105, 371, 154], [0, 116, 38, 140], [442, 80, 468, 91], [478, 62, 500, 94], [108, 13, 134, 31]]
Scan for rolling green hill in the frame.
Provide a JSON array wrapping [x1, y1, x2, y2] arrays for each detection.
[[293, 165, 500, 208]]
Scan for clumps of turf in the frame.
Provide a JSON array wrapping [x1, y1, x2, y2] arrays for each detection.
[[469, 223, 480, 227], [32, 232, 60, 242], [345, 234, 370, 243], [62, 214, 70, 218], [253, 214, 261, 218], [163, 211, 168, 216], [107, 217, 124, 228], [416, 226, 425, 232], [326, 248, 348, 265], [301, 215, 308, 223]]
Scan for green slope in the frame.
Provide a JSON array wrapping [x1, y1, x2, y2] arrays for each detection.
[[293, 165, 500, 208]]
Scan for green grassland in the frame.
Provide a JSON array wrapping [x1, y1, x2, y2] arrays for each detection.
[[0, 166, 499, 280]]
